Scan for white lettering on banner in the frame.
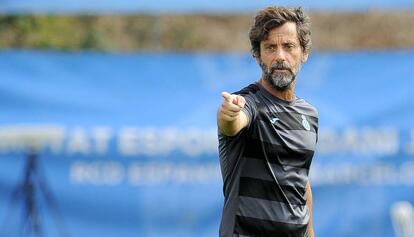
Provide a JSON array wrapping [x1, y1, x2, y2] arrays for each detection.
[[311, 162, 414, 186], [177, 128, 218, 157], [128, 162, 220, 185], [91, 127, 113, 155], [118, 127, 217, 157], [0, 125, 65, 153], [317, 127, 399, 156], [67, 127, 91, 155], [70, 161, 125, 186], [118, 127, 160, 156], [65, 126, 113, 155], [69, 161, 221, 186], [0, 125, 219, 156]]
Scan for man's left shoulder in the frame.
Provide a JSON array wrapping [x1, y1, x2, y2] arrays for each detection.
[[295, 97, 319, 118]]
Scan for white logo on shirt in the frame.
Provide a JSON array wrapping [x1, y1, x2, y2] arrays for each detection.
[[301, 115, 311, 131], [270, 117, 280, 124]]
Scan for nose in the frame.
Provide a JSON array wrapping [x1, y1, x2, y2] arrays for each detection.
[[273, 48, 286, 63]]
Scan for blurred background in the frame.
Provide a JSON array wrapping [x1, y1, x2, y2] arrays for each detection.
[[0, 1, 414, 237]]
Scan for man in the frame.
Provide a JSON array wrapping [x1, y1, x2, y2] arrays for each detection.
[[217, 6, 318, 237]]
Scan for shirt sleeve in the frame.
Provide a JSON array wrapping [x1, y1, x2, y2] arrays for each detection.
[[239, 93, 257, 131]]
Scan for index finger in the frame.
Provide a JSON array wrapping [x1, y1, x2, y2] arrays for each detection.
[[221, 91, 232, 102]]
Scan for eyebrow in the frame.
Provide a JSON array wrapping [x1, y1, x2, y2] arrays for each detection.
[[263, 40, 297, 45]]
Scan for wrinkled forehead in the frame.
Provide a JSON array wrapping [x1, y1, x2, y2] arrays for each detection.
[[263, 22, 299, 44]]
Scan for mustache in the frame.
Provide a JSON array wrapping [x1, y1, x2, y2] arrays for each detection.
[[269, 62, 292, 73]]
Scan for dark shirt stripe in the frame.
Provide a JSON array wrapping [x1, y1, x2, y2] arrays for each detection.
[[239, 177, 306, 206], [243, 138, 314, 169], [234, 215, 308, 237], [251, 120, 317, 152], [257, 111, 318, 133], [240, 158, 308, 189]]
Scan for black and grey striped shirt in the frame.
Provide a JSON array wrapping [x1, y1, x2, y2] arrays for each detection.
[[218, 82, 318, 237]]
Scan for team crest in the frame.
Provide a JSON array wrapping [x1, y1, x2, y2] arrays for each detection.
[[301, 115, 311, 131]]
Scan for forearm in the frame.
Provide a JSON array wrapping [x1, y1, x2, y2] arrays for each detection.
[[217, 110, 245, 136], [306, 181, 315, 237]]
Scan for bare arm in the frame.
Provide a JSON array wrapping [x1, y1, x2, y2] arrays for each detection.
[[306, 181, 315, 237], [217, 91, 249, 136]]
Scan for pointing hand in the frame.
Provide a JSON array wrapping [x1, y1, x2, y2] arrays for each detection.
[[219, 91, 246, 121], [221, 91, 246, 108]]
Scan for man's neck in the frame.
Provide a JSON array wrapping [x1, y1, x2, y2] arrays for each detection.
[[259, 78, 296, 101]]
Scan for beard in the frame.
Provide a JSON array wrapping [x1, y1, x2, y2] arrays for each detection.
[[260, 60, 301, 91]]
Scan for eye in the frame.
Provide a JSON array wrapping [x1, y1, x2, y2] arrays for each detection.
[[264, 45, 275, 52], [285, 43, 296, 50]]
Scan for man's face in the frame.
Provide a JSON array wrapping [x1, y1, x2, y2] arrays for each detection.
[[258, 22, 308, 91]]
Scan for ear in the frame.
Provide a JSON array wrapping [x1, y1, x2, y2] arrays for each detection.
[[302, 51, 309, 63], [255, 56, 260, 65]]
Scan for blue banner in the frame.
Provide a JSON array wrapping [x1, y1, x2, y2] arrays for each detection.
[[0, 50, 414, 237], [0, 0, 413, 14]]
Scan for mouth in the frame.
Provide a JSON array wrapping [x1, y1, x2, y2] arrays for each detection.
[[272, 68, 290, 73]]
